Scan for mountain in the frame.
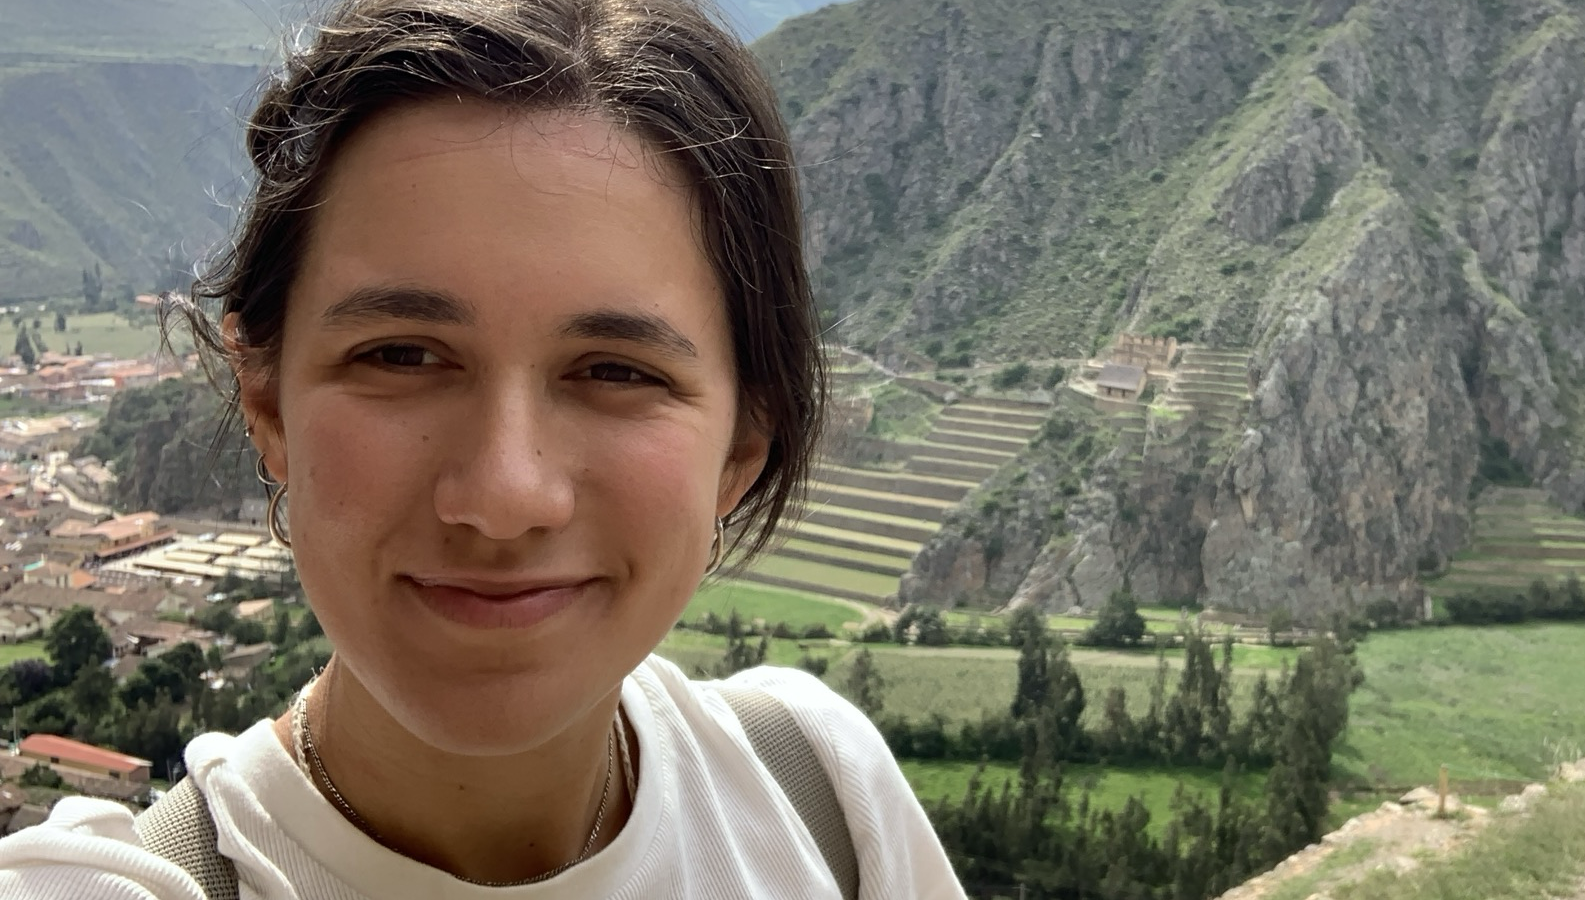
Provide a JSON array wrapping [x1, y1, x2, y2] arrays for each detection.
[[756, 0, 1585, 619], [719, 0, 836, 39], [0, 0, 835, 300]]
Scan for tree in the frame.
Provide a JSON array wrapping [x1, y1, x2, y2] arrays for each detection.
[[195, 602, 237, 636], [1031, 634, 1086, 766], [112, 696, 188, 780], [45, 606, 112, 684], [1086, 587, 1146, 648], [913, 609, 950, 647], [119, 656, 192, 707], [53, 310, 66, 333], [22, 692, 74, 735], [704, 611, 766, 677], [270, 608, 292, 647], [1010, 606, 1049, 719], [160, 641, 208, 686], [82, 264, 103, 309], [296, 607, 323, 640], [843, 648, 886, 718], [230, 618, 268, 645], [69, 664, 115, 724], [1266, 607, 1294, 647], [7, 659, 54, 705], [13, 327, 35, 369]]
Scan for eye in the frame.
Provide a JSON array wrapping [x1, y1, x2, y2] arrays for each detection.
[[357, 344, 442, 369], [585, 361, 664, 385]]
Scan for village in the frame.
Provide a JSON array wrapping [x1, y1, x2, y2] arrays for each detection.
[[0, 316, 303, 831]]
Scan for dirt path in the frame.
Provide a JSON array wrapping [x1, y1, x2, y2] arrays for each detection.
[[831, 598, 897, 629]]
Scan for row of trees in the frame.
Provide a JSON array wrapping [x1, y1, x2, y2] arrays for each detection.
[[871, 609, 1357, 775], [885, 590, 1151, 650], [926, 608, 1363, 898], [1441, 575, 1585, 626]]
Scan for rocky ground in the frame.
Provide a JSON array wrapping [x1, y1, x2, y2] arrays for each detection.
[[1219, 761, 1585, 900]]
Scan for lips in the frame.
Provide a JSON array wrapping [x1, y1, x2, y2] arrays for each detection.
[[403, 573, 596, 630]]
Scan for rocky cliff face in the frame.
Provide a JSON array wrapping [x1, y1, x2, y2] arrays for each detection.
[[763, 0, 1585, 620]]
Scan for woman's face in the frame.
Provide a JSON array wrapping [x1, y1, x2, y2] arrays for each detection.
[[240, 101, 767, 755]]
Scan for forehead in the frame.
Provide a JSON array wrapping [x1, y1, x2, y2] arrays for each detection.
[[291, 99, 719, 327]]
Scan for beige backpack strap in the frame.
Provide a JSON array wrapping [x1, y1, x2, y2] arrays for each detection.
[[133, 776, 240, 900], [719, 686, 860, 900]]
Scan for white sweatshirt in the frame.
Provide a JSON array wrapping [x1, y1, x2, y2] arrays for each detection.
[[0, 656, 966, 899]]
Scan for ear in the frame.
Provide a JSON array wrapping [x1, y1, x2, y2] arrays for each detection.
[[224, 312, 288, 483], [716, 398, 772, 519]]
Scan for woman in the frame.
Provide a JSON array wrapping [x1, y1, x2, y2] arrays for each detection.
[[0, 0, 965, 897]]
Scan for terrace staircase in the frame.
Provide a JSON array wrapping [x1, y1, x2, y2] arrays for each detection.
[[737, 394, 1048, 605], [1428, 487, 1585, 596], [1157, 346, 1252, 432]]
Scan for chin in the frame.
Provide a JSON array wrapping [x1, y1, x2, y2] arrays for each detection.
[[348, 642, 626, 757]]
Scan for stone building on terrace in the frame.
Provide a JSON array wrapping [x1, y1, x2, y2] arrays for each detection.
[[1110, 333, 1177, 371], [1096, 363, 1147, 400]]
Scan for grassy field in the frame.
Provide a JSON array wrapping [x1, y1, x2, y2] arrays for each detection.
[[901, 758, 1266, 835], [820, 643, 1294, 728], [655, 628, 827, 677], [52, 310, 181, 359], [0, 641, 48, 665], [682, 581, 864, 633], [1337, 623, 1585, 789]]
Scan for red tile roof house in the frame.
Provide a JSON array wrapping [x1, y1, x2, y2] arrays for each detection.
[[17, 733, 152, 784]]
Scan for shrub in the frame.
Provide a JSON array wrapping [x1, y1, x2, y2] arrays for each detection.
[[859, 622, 892, 643], [20, 763, 65, 789], [795, 654, 830, 677], [992, 362, 1032, 389]]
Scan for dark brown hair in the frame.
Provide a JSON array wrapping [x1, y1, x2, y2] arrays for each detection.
[[171, 0, 824, 563]]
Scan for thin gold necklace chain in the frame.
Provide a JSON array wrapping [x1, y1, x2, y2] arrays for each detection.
[[291, 682, 627, 887]]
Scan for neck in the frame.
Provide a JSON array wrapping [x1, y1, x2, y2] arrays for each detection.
[[273, 659, 635, 884]]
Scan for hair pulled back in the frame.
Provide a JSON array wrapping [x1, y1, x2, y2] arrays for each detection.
[[175, 0, 824, 563]]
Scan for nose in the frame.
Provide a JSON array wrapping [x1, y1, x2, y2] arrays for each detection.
[[432, 386, 574, 541]]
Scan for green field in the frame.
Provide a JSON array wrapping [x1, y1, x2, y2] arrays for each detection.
[[1338, 623, 1585, 789], [901, 759, 1266, 834], [822, 643, 1290, 728], [655, 628, 826, 676], [0, 641, 48, 665], [682, 581, 865, 632], [52, 310, 182, 360]]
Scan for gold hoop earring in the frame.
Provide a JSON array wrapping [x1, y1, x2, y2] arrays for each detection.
[[705, 517, 725, 576], [255, 455, 273, 485], [267, 482, 292, 549]]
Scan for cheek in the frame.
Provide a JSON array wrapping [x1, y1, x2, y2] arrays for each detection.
[[287, 397, 429, 538], [589, 418, 727, 533]]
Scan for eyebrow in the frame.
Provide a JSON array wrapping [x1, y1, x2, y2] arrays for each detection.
[[320, 286, 476, 327], [558, 310, 698, 359], [320, 288, 698, 359]]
